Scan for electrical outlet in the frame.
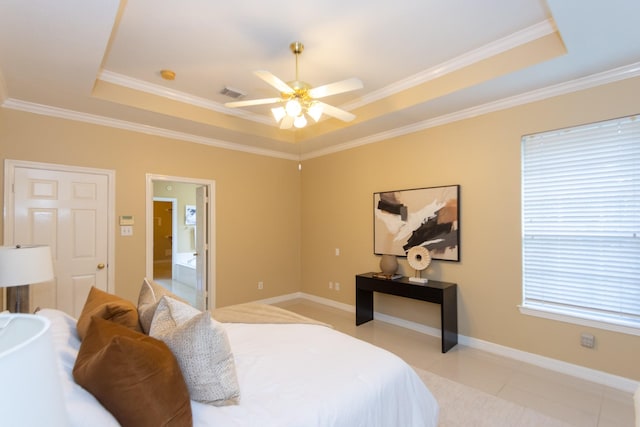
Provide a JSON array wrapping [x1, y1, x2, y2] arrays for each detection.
[[257, 281, 264, 290], [329, 281, 333, 289], [580, 333, 595, 348], [335, 282, 340, 291]]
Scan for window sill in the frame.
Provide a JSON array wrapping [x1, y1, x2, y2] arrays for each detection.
[[518, 305, 640, 337]]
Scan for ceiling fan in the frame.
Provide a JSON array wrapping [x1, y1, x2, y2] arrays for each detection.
[[224, 42, 363, 129]]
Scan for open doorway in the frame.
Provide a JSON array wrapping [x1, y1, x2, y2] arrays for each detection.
[[146, 174, 216, 311]]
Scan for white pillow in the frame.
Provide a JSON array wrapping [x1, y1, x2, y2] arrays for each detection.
[[137, 278, 186, 334], [149, 296, 240, 406]]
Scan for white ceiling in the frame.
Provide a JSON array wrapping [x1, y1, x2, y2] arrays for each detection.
[[1, 0, 639, 159]]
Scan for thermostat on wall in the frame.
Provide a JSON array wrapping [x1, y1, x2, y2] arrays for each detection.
[[119, 215, 134, 226]]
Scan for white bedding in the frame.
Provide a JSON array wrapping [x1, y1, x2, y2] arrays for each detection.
[[40, 308, 439, 427]]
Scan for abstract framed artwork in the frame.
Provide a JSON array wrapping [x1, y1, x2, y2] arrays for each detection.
[[185, 205, 196, 225], [374, 185, 460, 261]]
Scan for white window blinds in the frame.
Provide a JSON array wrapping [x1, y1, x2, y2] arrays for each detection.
[[521, 115, 640, 331]]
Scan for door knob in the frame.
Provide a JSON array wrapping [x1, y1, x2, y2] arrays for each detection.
[[97, 263, 105, 270]]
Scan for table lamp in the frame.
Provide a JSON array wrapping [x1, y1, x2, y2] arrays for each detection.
[[0, 313, 70, 426], [0, 245, 54, 313]]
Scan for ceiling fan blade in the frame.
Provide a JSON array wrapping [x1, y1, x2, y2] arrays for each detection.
[[316, 102, 356, 122], [224, 97, 282, 108], [279, 115, 294, 129], [308, 78, 363, 99], [254, 70, 295, 95]]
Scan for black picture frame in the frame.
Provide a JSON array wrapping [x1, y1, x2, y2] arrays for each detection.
[[373, 185, 460, 261]]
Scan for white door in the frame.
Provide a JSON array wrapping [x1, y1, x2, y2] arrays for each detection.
[[7, 162, 111, 317], [195, 185, 208, 310]]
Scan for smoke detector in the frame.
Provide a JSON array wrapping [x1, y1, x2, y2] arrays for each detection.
[[160, 69, 176, 80]]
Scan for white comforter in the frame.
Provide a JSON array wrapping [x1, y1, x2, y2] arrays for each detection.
[[40, 308, 439, 427]]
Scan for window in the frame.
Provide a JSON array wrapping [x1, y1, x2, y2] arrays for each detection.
[[521, 115, 640, 334]]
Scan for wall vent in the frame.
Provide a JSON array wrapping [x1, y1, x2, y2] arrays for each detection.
[[220, 86, 246, 99]]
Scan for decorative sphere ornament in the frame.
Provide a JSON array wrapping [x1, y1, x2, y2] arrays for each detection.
[[379, 254, 399, 276]]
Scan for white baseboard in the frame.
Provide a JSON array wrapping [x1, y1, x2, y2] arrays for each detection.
[[459, 336, 639, 393], [261, 292, 638, 393], [298, 292, 356, 313], [255, 292, 305, 306], [255, 291, 356, 313]]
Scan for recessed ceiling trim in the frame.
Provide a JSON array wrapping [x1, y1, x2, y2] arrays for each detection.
[[303, 61, 640, 160], [97, 20, 555, 128], [4, 62, 638, 162], [342, 19, 557, 111], [98, 70, 274, 126]]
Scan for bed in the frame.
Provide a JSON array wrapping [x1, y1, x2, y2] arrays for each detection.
[[39, 286, 439, 427]]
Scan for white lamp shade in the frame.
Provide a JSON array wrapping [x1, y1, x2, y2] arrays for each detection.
[[0, 245, 54, 287], [307, 103, 324, 122], [271, 106, 286, 122], [285, 99, 302, 117], [293, 114, 308, 129], [0, 314, 70, 426]]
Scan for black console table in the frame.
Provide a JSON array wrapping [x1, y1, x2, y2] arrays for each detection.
[[355, 272, 458, 353]]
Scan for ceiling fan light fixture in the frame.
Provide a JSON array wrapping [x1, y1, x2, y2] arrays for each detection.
[[271, 106, 286, 122], [285, 99, 302, 117], [293, 115, 307, 129], [307, 103, 323, 122], [225, 41, 362, 130]]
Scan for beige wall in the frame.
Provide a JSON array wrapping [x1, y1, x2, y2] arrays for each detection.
[[300, 76, 640, 381], [0, 109, 301, 307], [1, 76, 638, 381]]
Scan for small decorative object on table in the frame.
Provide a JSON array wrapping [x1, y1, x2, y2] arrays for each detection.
[[378, 254, 399, 278], [372, 272, 403, 280], [407, 246, 431, 283]]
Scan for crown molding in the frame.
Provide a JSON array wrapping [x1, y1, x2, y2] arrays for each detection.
[[98, 20, 556, 123], [1, 98, 297, 160], [302, 61, 640, 160], [3, 61, 638, 162], [342, 19, 557, 111], [98, 70, 274, 126]]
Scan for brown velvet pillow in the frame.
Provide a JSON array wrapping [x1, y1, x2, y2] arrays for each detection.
[[73, 317, 192, 427], [76, 286, 142, 340]]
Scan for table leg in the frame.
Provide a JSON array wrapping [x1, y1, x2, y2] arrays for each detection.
[[440, 286, 458, 352], [356, 288, 374, 325]]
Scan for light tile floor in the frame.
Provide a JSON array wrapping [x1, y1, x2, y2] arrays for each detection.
[[274, 299, 636, 427]]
